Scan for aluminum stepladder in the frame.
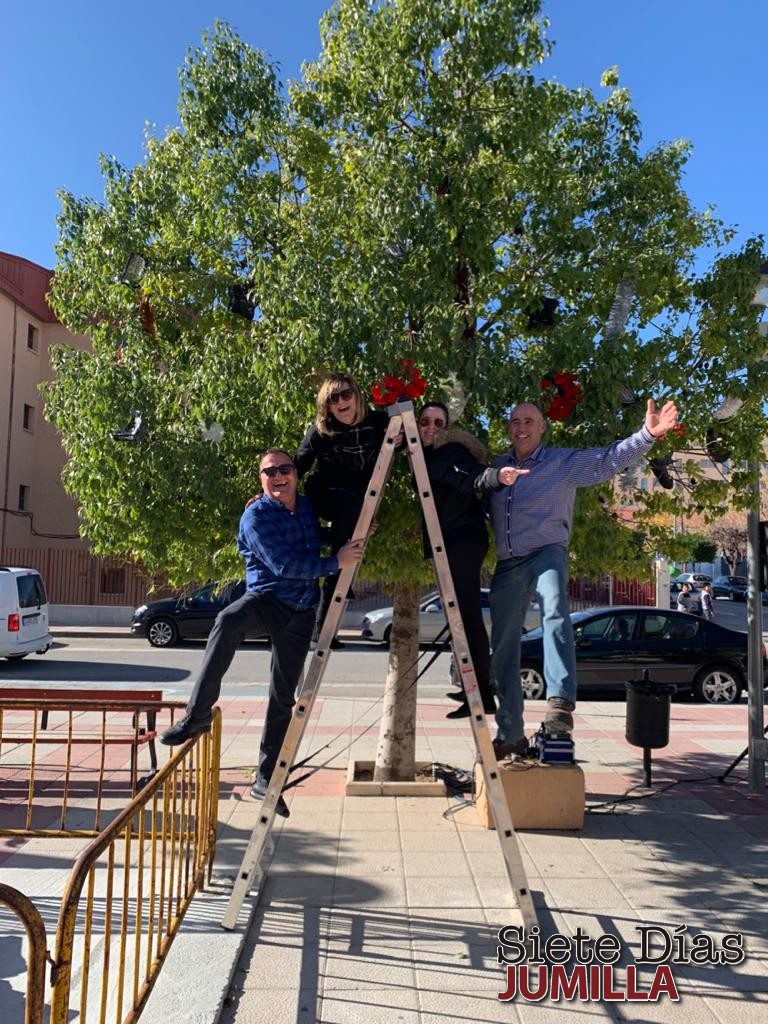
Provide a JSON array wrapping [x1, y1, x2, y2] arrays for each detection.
[[221, 398, 538, 930]]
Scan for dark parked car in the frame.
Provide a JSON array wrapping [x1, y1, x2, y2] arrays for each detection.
[[131, 581, 264, 647], [712, 575, 748, 601], [519, 606, 765, 705]]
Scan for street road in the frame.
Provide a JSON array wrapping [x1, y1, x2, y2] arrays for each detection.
[[0, 595, 759, 701], [0, 636, 456, 703]]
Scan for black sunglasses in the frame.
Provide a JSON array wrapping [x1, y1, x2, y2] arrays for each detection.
[[260, 464, 295, 478], [329, 387, 355, 405]]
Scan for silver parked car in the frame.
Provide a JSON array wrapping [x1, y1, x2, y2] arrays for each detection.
[[360, 589, 540, 646]]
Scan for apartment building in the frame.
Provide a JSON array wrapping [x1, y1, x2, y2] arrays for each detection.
[[0, 251, 89, 550]]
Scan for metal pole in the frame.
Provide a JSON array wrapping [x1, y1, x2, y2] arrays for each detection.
[[746, 460, 766, 793]]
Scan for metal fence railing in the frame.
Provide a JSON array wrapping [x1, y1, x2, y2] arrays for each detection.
[[0, 883, 49, 1024], [0, 696, 221, 1024]]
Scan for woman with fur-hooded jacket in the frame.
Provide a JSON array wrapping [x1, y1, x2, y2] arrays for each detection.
[[416, 403, 529, 719]]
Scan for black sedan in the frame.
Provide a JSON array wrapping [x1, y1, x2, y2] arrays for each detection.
[[131, 581, 264, 647], [519, 606, 764, 705], [712, 575, 748, 601]]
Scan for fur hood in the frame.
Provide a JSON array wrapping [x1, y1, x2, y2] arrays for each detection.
[[432, 426, 488, 465]]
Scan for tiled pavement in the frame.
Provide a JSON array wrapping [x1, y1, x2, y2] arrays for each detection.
[[2, 693, 767, 1022], [209, 695, 768, 1023]]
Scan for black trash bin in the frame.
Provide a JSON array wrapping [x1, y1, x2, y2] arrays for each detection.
[[625, 672, 676, 785]]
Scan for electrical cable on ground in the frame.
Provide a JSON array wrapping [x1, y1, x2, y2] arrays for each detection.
[[278, 624, 455, 792]]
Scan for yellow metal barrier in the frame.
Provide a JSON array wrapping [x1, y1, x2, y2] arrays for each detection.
[[0, 689, 167, 836], [0, 695, 221, 1023], [50, 716, 221, 1023], [0, 883, 49, 1024]]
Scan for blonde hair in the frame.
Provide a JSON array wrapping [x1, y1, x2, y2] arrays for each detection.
[[315, 373, 367, 435]]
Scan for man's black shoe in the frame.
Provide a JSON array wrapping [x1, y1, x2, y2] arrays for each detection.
[[446, 691, 465, 702], [446, 699, 497, 720], [311, 636, 345, 651], [160, 714, 211, 745], [250, 775, 290, 818], [446, 703, 470, 719]]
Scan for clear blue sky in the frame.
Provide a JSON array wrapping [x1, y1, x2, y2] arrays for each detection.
[[2, 1, 766, 270]]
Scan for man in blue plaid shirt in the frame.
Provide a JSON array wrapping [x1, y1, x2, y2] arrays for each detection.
[[161, 449, 363, 815], [488, 398, 679, 759]]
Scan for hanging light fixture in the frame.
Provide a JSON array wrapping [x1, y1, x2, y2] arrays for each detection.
[[112, 411, 144, 443], [120, 253, 148, 286]]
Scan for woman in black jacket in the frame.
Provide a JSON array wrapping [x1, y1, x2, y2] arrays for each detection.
[[296, 373, 389, 646], [417, 402, 527, 718]]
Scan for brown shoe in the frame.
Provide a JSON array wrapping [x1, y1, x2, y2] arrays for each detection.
[[544, 697, 575, 733]]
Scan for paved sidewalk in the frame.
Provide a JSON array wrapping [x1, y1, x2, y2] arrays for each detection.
[[2, 691, 767, 1022], [211, 695, 768, 1023]]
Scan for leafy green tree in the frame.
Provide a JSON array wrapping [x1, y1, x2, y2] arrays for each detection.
[[46, 2, 766, 779]]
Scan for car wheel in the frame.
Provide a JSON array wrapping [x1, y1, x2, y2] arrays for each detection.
[[147, 617, 178, 648], [520, 663, 546, 701], [692, 664, 743, 705], [382, 625, 392, 647], [4, 653, 29, 661]]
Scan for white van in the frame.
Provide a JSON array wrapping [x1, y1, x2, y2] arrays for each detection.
[[0, 567, 53, 661]]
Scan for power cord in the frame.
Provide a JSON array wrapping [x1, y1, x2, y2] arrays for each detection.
[[585, 768, 743, 814]]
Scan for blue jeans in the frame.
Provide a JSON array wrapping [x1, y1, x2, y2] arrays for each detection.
[[489, 544, 576, 741]]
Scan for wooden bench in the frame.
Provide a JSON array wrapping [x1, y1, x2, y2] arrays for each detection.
[[0, 687, 164, 793]]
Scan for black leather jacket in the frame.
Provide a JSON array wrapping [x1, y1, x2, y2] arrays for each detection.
[[422, 440, 504, 555]]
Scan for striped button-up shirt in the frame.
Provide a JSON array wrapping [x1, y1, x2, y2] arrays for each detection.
[[237, 495, 338, 609], [488, 427, 655, 559]]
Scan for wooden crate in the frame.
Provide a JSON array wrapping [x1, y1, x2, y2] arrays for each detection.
[[474, 761, 585, 830]]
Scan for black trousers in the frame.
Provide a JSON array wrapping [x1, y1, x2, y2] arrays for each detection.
[[186, 591, 315, 780], [444, 530, 495, 710], [303, 475, 364, 635]]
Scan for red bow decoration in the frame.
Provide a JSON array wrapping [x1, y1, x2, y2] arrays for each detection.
[[371, 358, 427, 406], [540, 371, 583, 421], [656, 423, 686, 441]]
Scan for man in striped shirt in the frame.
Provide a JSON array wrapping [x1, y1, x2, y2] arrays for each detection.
[[161, 449, 363, 815], [488, 399, 679, 758]]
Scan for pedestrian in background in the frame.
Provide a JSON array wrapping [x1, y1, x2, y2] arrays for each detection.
[[677, 583, 696, 614], [700, 582, 715, 621]]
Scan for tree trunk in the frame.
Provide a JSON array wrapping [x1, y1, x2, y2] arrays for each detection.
[[373, 581, 420, 782]]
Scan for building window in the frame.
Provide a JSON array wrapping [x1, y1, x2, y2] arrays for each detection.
[[23, 404, 34, 431], [27, 324, 39, 351], [100, 566, 126, 595], [18, 485, 30, 511]]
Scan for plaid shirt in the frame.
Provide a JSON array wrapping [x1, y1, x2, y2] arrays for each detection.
[[237, 495, 338, 609], [489, 426, 655, 558]]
